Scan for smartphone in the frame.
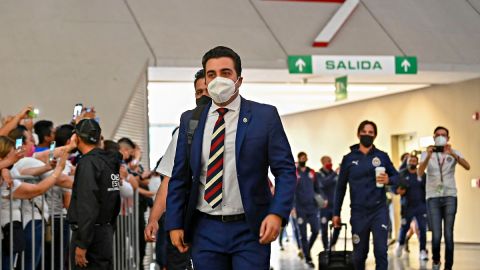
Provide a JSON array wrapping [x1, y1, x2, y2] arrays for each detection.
[[28, 108, 39, 118], [49, 141, 56, 162], [15, 138, 23, 150], [433, 146, 444, 153], [73, 103, 83, 118]]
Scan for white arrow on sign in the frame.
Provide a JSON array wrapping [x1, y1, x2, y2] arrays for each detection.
[[295, 59, 306, 72], [401, 59, 411, 72]]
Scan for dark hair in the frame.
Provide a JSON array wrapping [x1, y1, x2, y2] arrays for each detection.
[[55, 124, 74, 147], [8, 127, 26, 143], [16, 125, 28, 132], [104, 140, 120, 153], [400, 152, 409, 162], [194, 69, 205, 86], [118, 137, 135, 149], [357, 120, 377, 136], [202, 46, 242, 77], [34, 120, 54, 144], [297, 151, 307, 159], [434, 126, 449, 136]]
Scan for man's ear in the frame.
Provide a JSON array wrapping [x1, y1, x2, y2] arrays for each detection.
[[237, 76, 243, 88]]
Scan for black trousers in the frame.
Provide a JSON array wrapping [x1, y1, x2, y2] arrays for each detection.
[[166, 233, 193, 270], [70, 225, 113, 270]]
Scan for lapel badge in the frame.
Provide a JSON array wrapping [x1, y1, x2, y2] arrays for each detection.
[[243, 117, 248, 123]]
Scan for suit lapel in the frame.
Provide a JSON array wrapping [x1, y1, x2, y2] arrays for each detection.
[[235, 98, 251, 161], [191, 102, 211, 177]]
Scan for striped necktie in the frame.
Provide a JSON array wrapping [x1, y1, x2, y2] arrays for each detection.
[[204, 108, 228, 208]]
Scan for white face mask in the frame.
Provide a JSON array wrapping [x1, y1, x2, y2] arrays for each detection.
[[207, 77, 239, 104], [434, 135, 447, 146]]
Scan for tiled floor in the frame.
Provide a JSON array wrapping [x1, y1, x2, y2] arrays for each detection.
[[271, 236, 479, 270], [144, 229, 479, 270]]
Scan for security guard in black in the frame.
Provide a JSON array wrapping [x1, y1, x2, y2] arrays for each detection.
[[68, 119, 121, 269]]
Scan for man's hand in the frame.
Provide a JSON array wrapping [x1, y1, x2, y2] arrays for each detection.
[[67, 134, 78, 152], [396, 187, 407, 196], [20, 118, 34, 131], [170, 229, 189, 253], [1, 168, 13, 188], [45, 158, 57, 171], [376, 172, 389, 185], [18, 105, 33, 120], [144, 221, 159, 242], [6, 147, 24, 164], [444, 144, 454, 156], [259, 214, 282, 244], [75, 247, 88, 268], [426, 146, 434, 156], [332, 216, 341, 228]]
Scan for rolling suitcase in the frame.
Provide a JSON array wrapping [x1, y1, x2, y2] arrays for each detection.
[[318, 223, 354, 270]]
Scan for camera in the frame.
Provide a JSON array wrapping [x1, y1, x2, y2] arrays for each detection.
[[432, 146, 444, 153]]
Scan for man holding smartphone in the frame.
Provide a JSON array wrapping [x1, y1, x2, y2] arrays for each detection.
[[418, 126, 470, 270]]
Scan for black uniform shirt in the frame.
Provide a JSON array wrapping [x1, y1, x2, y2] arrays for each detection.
[[68, 148, 121, 249]]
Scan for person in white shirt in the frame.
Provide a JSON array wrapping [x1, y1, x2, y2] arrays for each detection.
[[418, 126, 470, 270], [0, 135, 68, 269], [7, 126, 73, 270], [144, 69, 209, 270]]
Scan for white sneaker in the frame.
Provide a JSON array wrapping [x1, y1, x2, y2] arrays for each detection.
[[419, 250, 428, 261], [395, 244, 404, 257]]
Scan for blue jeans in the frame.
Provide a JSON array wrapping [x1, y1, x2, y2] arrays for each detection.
[[44, 217, 70, 270], [427, 196, 457, 269], [24, 220, 42, 270]]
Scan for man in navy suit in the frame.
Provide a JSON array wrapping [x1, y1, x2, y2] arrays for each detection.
[[165, 46, 296, 270]]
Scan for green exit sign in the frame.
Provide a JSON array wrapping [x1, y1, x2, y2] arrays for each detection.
[[395, 56, 417, 74], [287, 55, 418, 75], [288, 55, 313, 74]]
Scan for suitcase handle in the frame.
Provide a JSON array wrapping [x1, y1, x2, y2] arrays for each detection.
[[328, 222, 348, 259]]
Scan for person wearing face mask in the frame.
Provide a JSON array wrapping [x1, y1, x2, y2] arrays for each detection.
[[316, 155, 341, 251], [144, 69, 209, 270], [294, 152, 321, 268], [333, 120, 399, 270], [67, 119, 121, 269], [165, 46, 296, 270], [418, 126, 470, 270], [394, 155, 428, 260]]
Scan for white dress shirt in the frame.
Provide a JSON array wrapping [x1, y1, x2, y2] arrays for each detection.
[[197, 95, 244, 215], [158, 129, 179, 178]]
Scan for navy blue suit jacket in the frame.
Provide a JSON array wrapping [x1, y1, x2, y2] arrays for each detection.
[[165, 97, 296, 242]]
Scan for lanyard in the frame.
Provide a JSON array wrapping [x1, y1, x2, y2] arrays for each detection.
[[436, 153, 445, 183]]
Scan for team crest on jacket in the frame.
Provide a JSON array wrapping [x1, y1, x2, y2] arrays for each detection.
[[446, 156, 453, 163], [352, 234, 360, 245], [372, 157, 381, 167]]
